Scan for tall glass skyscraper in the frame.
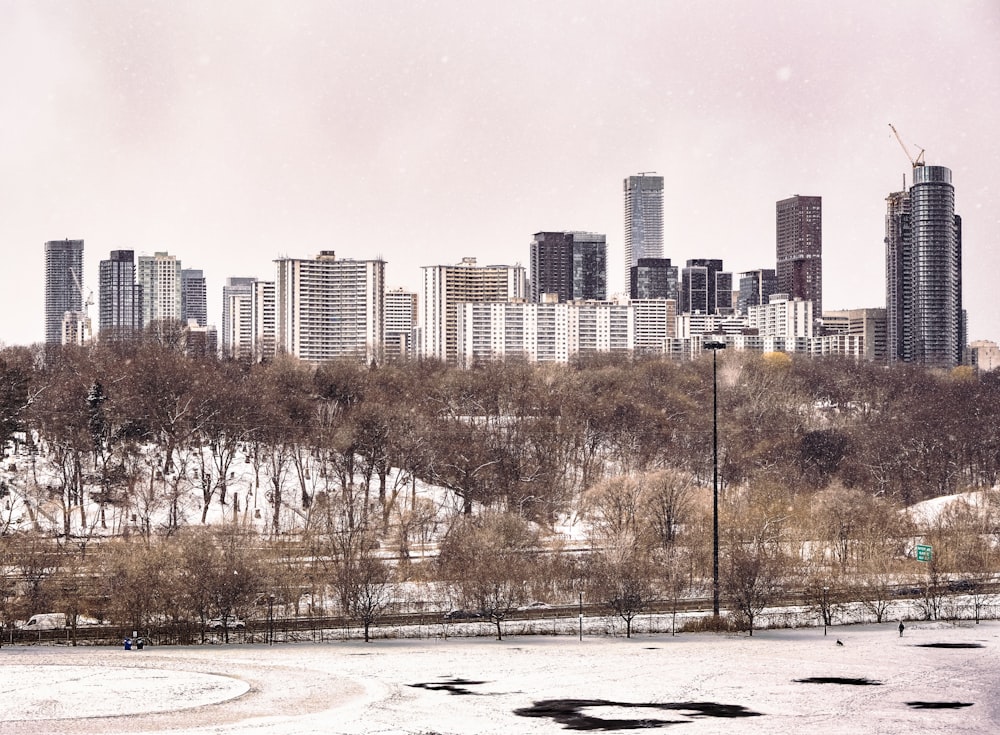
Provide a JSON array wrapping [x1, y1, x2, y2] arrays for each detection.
[[624, 174, 664, 291], [98, 250, 143, 341], [530, 231, 606, 303], [181, 269, 207, 327], [886, 165, 963, 367], [44, 239, 84, 345]]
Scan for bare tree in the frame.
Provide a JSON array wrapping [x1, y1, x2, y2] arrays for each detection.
[[437, 512, 536, 640], [724, 544, 781, 636]]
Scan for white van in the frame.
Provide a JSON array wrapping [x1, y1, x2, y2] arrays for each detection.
[[19, 613, 67, 631]]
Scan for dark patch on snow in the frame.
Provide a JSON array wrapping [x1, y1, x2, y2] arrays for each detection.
[[916, 642, 984, 649], [906, 701, 973, 709], [794, 677, 882, 686], [514, 699, 762, 730], [409, 677, 488, 696], [644, 647, 660, 650]]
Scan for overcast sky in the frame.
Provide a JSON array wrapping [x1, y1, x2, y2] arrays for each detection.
[[2, 0, 998, 348]]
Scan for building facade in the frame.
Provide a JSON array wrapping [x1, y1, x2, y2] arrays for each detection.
[[421, 257, 527, 363], [623, 173, 664, 291], [275, 251, 385, 363], [885, 165, 963, 368], [44, 239, 84, 345], [98, 250, 144, 341], [776, 195, 822, 324]]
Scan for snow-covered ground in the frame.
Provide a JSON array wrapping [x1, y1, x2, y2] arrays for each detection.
[[2, 620, 998, 734]]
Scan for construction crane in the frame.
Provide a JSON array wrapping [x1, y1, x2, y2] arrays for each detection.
[[889, 123, 926, 168], [70, 267, 94, 342]]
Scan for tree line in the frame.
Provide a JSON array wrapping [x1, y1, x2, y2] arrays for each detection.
[[1, 342, 999, 639]]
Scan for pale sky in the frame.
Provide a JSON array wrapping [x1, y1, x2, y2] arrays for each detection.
[[2, 0, 998, 347]]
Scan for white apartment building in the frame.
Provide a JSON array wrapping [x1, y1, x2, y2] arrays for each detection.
[[422, 257, 527, 363], [456, 299, 632, 367], [275, 251, 384, 363], [251, 280, 276, 361], [137, 252, 182, 327], [222, 277, 255, 359], [747, 294, 813, 338], [385, 288, 418, 359], [631, 298, 677, 352]]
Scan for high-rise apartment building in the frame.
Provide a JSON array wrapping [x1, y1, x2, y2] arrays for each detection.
[[422, 257, 527, 363], [776, 195, 822, 323], [275, 251, 385, 363], [181, 269, 207, 327], [385, 288, 418, 359], [221, 277, 256, 359], [630, 258, 678, 300], [44, 239, 84, 345], [98, 250, 144, 341], [624, 173, 664, 291], [137, 252, 182, 327], [251, 280, 276, 362], [530, 231, 606, 302], [885, 165, 963, 367]]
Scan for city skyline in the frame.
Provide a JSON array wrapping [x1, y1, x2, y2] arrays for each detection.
[[4, 2, 998, 347]]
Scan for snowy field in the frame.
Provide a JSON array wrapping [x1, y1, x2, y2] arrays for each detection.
[[1, 620, 998, 734]]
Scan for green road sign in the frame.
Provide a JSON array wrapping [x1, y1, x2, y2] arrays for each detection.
[[916, 544, 932, 562]]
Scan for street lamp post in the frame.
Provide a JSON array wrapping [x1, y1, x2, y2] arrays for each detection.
[[705, 338, 726, 620], [823, 586, 829, 636], [267, 594, 275, 645]]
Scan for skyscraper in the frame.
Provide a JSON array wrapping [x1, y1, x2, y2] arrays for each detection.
[[275, 251, 385, 363], [776, 195, 822, 323], [181, 269, 207, 327], [624, 174, 664, 291], [684, 259, 728, 314], [98, 250, 144, 341], [885, 165, 963, 367], [137, 252, 182, 327], [530, 231, 606, 303], [44, 239, 84, 345]]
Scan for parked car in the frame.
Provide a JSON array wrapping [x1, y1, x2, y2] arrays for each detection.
[[517, 601, 551, 611], [207, 617, 246, 630], [443, 609, 482, 620]]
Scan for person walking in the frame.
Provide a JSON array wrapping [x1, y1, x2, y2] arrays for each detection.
[[898, 620, 905, 637], [123, 637, 132, 650]]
